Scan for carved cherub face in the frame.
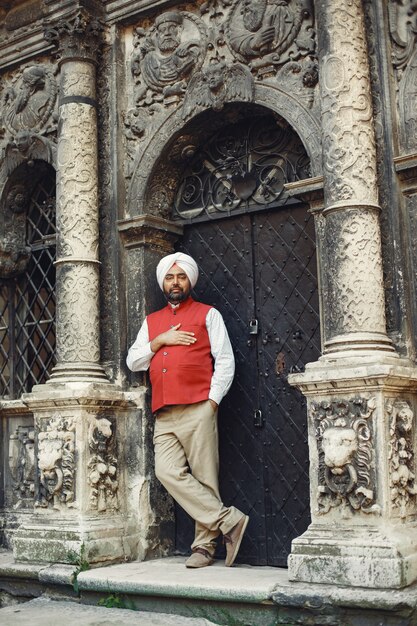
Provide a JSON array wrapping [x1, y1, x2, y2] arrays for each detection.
[[397, 404, 413, 433], [206, 63, 226, 93], [322, 427, 358, 471], [157, 21, 181, 52]]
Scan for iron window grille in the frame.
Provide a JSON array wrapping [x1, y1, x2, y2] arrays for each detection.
[[0, 169, 56, 399]]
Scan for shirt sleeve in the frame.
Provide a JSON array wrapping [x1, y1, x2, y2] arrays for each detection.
[[207, 308, 235, 405], [126, 318, 154, 372]]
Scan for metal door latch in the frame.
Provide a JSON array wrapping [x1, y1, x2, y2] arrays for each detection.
[[249, 318, 259, 335], [254, 409, 264, 428]]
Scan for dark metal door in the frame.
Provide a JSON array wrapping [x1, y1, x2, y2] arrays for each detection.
[[175, 204, 320, 566]]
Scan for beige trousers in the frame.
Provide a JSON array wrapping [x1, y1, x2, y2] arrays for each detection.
[[153, 400, 243, 555]]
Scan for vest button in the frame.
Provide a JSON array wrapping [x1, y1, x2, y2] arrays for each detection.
[[162, 368, 167, 373], [163, 351, 168, 356]]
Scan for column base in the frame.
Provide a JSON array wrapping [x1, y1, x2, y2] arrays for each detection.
[[48, 362, 109, 383], [12, 516, 137, 565], [323, 331, 396, 357], [288, 524, 417, 589]]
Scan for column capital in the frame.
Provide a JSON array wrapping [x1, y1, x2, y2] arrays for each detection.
[[118, 215, 183, 253], [44, 7, 105, 65]]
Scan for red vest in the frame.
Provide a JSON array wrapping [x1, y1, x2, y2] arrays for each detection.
[[147, 298, 213, 412]]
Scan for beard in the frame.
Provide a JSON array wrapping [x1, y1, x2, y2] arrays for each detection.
[[158, 36, 180, 52], [165, 286, 190, 303]]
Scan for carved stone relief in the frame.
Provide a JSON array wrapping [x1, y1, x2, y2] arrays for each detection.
[[88, 416, 119, 513], [56, 264, 100, 364], [56, 105, 98, 259], [324, 208, 387, 338], [124, 1, 318, 181], [0, 63, 57, 174], [8, 425, 35, 508], [226, 0, 315, 76], [387, 398, 417, 518], [312, 397, 380, 517], [0, 184, 31, 278], [389, 1, 417, 151], [36, 414, 76, 511], [319, 0, 378, 208]]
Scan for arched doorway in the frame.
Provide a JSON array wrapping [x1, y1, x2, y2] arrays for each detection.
[[173, 111, 320, 566]]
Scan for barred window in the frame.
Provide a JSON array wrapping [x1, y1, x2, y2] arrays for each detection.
[[0, 167, 56, 398]]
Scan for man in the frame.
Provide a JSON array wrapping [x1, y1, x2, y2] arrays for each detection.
[[127, 252, 249, 568]]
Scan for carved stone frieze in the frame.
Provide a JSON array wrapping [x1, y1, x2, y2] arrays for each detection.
[[125, 0, 318, 161], [312, 397, 379, 516], [0, 62, 58, 182], [182, 58, 254, 119], [8, 425, 35, 508], [225, 0, 315, 77], [0, 65, 57, 136], [36, 414, 76, 511], [387, 398, 417, 518], [131, 11, 206, 106], [88, 416, 119, 512]]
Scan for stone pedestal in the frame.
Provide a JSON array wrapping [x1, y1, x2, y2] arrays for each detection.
[[13, 383, 158, 565], [288, 358, 417, 588], [288, 0, 417, 589]]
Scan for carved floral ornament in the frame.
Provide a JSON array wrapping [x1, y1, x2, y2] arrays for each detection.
[[387, 398, 417, 518], [312, 397, 380, 517], [125, 1, 317, 147]]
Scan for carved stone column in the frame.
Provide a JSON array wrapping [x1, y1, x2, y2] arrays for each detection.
[[12, 9, 153, 566], [317, 0, 393, 357], [288, 0, 417, 589], [46, 9, 107, 382]]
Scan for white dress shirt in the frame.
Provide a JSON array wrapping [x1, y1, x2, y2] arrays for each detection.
[[126, 306, 235, 405]]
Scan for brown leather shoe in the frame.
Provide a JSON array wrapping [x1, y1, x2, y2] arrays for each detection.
[[185, 548, 215, 568], [224, 515, 249, 567]]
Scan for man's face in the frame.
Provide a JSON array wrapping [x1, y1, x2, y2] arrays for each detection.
[[242, 0, 266, 32], [163, 263, 191, 303], [157, 21, 180, 52]]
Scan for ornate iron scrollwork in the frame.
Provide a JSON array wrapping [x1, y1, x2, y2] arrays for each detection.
[[173, 115, 310, 220]]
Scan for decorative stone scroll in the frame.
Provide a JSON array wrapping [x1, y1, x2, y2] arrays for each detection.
[[36, 414, 76, 510], [88, 416, 119, 513], [387, 398, 417, 518], [312, 397, 379, 516]]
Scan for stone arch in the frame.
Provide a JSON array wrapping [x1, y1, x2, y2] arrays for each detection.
[[127, 85, 322, 219]]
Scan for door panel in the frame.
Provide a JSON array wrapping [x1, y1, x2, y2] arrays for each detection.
[[175, 205, 320, 566]]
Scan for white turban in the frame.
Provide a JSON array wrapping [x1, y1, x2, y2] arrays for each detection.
[[156, 252, 199, 290]]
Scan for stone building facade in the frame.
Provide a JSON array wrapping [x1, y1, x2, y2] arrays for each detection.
[[1, 0, 417, 590]]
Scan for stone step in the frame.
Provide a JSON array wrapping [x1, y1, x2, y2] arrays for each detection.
[[0, 596, 217, 625]]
